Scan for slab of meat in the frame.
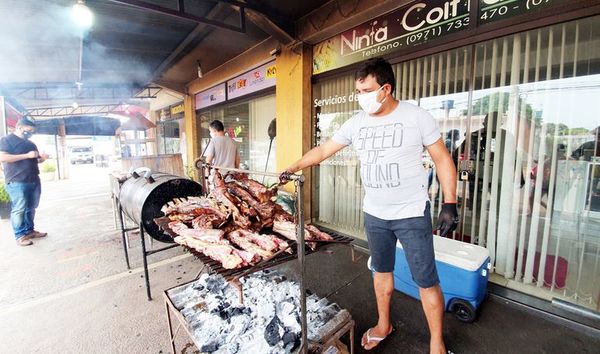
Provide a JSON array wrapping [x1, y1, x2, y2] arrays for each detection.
[[226, 182, 259, 206], [273, 220, 317, 251], [177, 228, 225, 243], [161, 197, 212, 216], [305, 224, 334, 241], [232, 249, 260, 265], [191, 214, 227, 229], [234, 229, 291, 254], [231, 173, 277, 203], [211, 172, 252, 229], [174, 236, 244, 269], [167, 220, 189, 234], [273, 205, 294, 222], [227, 230, 274, 259]]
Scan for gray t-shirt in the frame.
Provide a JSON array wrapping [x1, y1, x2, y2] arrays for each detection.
[[332, 102, 441, 220], [204, 136, 238, 168]]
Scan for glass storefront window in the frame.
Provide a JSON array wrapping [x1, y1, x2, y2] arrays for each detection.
[[312, 15, 600, 312], [157, 120, 181, 155], [196, 94, 277, 184]]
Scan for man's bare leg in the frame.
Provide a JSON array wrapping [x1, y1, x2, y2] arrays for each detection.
[[419, 285, 446, 354], [362, 272, 394, 349]]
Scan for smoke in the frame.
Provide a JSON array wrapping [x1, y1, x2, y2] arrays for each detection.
[[0, 0, 81, 83], [0, 0, 155, 87]]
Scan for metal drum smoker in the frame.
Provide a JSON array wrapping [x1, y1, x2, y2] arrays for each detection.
[[117, 167, 202, 300]]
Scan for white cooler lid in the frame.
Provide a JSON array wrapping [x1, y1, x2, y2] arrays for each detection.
[[396, 236, 489, 271]]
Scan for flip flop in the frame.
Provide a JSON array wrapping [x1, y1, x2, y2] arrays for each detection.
[[361, 327, 394, 350]]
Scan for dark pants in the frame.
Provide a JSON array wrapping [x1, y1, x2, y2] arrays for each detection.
[[364, 203, 439, 288], [6, 180, 41, 240]]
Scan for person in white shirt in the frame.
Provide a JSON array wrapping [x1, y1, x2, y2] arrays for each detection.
[[280, 58, 458, 353]]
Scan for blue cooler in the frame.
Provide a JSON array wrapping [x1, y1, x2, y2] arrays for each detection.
[[368, 236, 490, 322]]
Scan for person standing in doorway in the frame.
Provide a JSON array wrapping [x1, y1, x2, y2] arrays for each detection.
[[203, 120, 240, 168], [202, 120, 240, 191], [0, 117, 48, 246], [280, 58, 457, 353]]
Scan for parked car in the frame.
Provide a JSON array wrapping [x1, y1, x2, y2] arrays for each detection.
[[69, 146, 94, 164]]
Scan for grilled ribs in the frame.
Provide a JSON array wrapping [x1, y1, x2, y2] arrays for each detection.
[[160, 172, 335, 270]]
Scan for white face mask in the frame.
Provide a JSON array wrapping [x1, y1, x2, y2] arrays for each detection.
[[357, 86, 386, 114]]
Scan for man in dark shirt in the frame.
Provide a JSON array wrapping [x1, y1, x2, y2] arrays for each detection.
[[0, 117, 48, 246]]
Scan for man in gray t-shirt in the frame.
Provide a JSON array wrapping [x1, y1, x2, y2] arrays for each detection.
[[280, 58, 457, 353], [203, 120, 239, 169]]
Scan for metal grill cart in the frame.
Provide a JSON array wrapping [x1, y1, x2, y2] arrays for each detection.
[[159, 161, 353, 354]]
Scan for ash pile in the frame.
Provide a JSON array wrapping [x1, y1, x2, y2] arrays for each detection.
[[168, 271, 350, 353]]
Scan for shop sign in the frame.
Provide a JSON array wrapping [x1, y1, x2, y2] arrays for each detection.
[[159, 107, 170, 121], [196, 83, 227, 109], [227, 61, 276, 100], [313, 0, 470, 74], [478, 0, 570, 25], [170, 103, 184, 116]]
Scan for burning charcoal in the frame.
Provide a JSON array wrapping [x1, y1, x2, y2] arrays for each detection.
[[226, 342, 240, 353], [264, 315, 282, 346], [200, 342, 219, 353], [206, 277, 226, 293], [272, 274, 287, 283], [231, 307, 243, 316], [282, 331, 299, 350]]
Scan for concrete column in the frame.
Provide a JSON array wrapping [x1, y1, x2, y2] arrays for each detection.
[[183, 94, 197, 179], [57, 120, 69, 179], [275, 43, 313, 218]]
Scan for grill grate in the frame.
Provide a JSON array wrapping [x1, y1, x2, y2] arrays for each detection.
[[154, 216, 353, 280]]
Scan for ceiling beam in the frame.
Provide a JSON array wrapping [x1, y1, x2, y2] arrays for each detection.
[[153, 80, 187, 95], [245, 8, 294, 45], [27, 103, 130, 118], [152, 2, 231, 80], [107, 0, 246, 33]]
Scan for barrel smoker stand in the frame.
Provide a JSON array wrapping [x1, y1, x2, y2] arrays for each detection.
[[117, 208, 179, 301], [116, 168, 189, 301]]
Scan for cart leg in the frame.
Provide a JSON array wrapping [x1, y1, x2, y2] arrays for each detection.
[[117, 205, 131, 269], [140, 223, 152, 301], [351, 245, 362, 263], [112, 195, 119, 229], [350, 321, 355, 354], [165, 301, 176, 354]]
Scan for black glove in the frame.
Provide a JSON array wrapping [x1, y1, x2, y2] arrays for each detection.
[[436, 203, 459, 237], [279, 170, 293, 185]]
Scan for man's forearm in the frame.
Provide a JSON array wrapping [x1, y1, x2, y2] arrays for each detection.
[[286, 147, 325, 173], [0, 153, 32, 163], [436, 158, 457, 202]]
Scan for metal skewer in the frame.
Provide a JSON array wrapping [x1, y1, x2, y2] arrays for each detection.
[[194, 158, 305, 181]]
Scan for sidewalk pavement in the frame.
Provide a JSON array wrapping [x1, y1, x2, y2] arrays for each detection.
[[1, 164, 598, 353]]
